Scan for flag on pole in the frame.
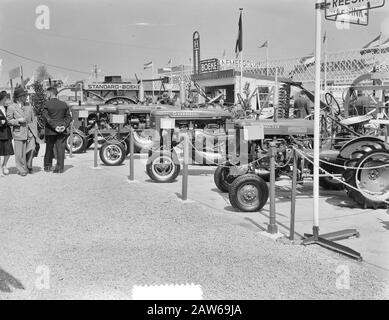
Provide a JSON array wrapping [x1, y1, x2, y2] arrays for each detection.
[[162, 59, 172, 72], [235, 11, 243, 58], [363, 34, 381, 49], [144, 61, 153, 70], [222, 49, 226, 58], [258, 41, 268, 48], [360, 34, 382, 54], [323, 31, 327, 44]]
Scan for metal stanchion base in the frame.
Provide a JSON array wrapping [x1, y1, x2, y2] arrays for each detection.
[[177, 198, 195, 204], [126, 179, 139, 184], [302, 227, 362, 261]]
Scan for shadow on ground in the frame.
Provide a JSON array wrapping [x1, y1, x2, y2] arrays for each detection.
[[0, 268, 25, 293]]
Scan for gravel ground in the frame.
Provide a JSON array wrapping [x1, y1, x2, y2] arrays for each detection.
[[0, 150, 388, 300]]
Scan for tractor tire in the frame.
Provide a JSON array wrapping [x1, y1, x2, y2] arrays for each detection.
[[214, 165, 237, 192], [319, 177, 344, 190], [228, 174, 269, 212], [99, 141, 126, 166], [66, 132, 86, 154], [146, 150, 180, 183], [343, 146, 389, 209]]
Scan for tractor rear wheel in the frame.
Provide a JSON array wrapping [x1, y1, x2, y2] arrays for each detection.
[[214, 165, 240, 192], [343, 146, 389, 209]]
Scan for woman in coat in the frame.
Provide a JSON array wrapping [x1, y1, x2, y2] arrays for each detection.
[[0, 91, 14, 175]]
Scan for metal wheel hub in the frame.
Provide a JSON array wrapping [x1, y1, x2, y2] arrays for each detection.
[[238, 184, 258, 203], [104, 145, 122, 161], [153, 157, 174, 176], [357, 153, 389, 201]]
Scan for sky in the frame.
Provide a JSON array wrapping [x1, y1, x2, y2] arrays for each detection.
[[0, 0, 388, 85]]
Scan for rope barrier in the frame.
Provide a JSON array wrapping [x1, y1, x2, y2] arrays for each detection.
[[296, 147, 389, 171], [293, 147, 389, 205], [95, 127, 132, 145]]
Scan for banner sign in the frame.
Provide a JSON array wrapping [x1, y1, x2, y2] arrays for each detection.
[[8, 66, 22, 80], [326, 0, 385, 17], [193, 31, 201, 74], [325, 5, 369, 25], [219, 59, 261, 69], [84, 83, 140, 91], [200, 58, 219, 73]]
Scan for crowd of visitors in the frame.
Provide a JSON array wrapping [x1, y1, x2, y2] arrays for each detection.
[[0, 87, 71, 177]]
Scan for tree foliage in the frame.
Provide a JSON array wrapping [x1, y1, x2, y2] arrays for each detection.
[[35, 65, 51, 82], [31, 81, 47, 129]]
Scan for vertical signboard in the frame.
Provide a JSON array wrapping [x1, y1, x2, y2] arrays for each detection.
[[193, 31, 201, 74]]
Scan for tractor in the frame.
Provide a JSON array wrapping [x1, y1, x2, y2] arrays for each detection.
[[98, 104, 171, 166], [213, 74, 389, 212], [145, 108, 234, 182]]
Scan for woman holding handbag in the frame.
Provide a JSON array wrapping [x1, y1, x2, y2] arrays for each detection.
[[0, 91, 14, 176]]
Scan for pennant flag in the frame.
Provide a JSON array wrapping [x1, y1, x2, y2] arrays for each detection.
[[259, 41, 268, 49], [163, 59, 172, 72], [300, 54, 315, 66], [144, 61, 153, 69], [235, 11, 243, 58], [222, 49, 226, 58], [25, 75, 35, 87], [363, 34, 381, 49], [360, 34, 382, 55]]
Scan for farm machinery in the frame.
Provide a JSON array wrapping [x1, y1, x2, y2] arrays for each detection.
[[145, 108, 234, 182], [213, 117, 389, 212], [99, 104, 170, 166], [68, 103, 174, 165], [212, 74, 389, 212]]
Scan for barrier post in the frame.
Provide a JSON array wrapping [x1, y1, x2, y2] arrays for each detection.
[[93, 105, 100, 168], [290, 149, 298, 240], [129, 128, 135, 181], [267, 138, 278, 234], [69, 122, 74, 158], [181, 133, 189, 201], [93, 121, 98, 168]]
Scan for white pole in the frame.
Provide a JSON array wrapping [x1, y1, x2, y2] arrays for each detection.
[[266, 44, 269, 76], [324, 33, 328, 94], [313, 0, 322, 231], [240, 9, 243, 97], [152, 64, 154, 102]]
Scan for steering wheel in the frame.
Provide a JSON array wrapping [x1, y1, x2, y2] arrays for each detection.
[[324, 92, 341, 116]]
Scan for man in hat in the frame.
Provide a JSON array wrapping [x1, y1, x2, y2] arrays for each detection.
[[6, 87, 41, 175], [293, 90, 313, 118], [42, 87, 72, 173]]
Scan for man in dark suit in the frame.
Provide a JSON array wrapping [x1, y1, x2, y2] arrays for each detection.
[[43, 87, 72, 173]]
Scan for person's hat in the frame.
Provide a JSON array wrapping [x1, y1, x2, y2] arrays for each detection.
[[13, 87, 28, 99], [46, 86, 58, 96]]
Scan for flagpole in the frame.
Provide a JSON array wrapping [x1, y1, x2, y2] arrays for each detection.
[[313, 0, 322, 237], [152, 63, 154, 102], [266, 43, 269, 76], [240, 8, 243, 97], [324, 32, 328, 94]]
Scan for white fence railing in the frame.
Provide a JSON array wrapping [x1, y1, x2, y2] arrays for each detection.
[[160, 48, 389, 91]]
